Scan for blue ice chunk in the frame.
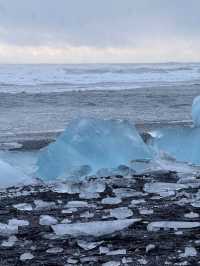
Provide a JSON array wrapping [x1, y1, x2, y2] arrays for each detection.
[[192, 96, 200, 127], [150, 126, 200, 165], [37, 119, 152, 180]]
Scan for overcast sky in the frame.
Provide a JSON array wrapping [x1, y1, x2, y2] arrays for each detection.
[[0, 0, 200, 63]]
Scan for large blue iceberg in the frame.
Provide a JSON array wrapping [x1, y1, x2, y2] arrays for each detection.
[[150, 95, 200, 165], [37, 119, 152, 180]]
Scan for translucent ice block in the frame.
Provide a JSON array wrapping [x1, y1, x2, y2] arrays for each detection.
[[37, 118, 152, 180]]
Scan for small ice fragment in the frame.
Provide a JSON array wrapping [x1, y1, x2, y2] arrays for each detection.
[[46, 247, 63, 253], [138, 258, 148, 265], [147, 221, 200, 232], [0, 223, 18, 236], [80, 211, 94, 218], [99, 246, 110, 254], [20, 252, 34, 261], [184, 212, 199, 219], [39, 215, 58, 226], [1, 236, 17, 247], [144, 182, 187, 195], [34, 200, 56, 210], [131, 199, 146, 206], [52, 218, 140, 237], [107, 249, 126, 255], [67, 258, 79, 264], [13, 203, 33, 211], [180, 246, 197, 257], [77, 240, 103, 250], [65, 201, 88, 208], [61, 218, 71, 223], [37, 118, 152, 180], [102, 261, 120, 266], [109, 207, 133, 219], [62, 208, 77, 214], [146, 244, 156, 253], [101, 197, 122, 205], [8, 219, 29, 227], [113, 188, 140, 198], [139, 209, 154, 215]]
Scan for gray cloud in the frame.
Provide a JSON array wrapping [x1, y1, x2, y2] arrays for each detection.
[[0, 0, 199, 47]]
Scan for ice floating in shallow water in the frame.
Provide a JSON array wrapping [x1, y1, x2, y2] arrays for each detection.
[[37, 119, 152, 180]]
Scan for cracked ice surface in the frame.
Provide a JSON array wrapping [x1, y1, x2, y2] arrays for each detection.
[[37, 118, 152, 180]]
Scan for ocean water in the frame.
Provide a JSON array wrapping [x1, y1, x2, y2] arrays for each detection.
[[0, 63, 200, 93], [0, 63, 200, 144]]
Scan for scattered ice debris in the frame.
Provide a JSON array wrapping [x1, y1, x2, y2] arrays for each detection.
[[8, 219, 29, 227], [1, 236, 17, 247], [0, 223, 18, 236], [37, 118, 152, 180], [52, 179, 105, 195], [180, 246, 197, 257], [192, 95, 200, 127], [13, 203, 33, 211], [146, 244, 156, 253], [109, 207, 133, 219], [52, 219, 140, 237], [77, 240, 103, 251], [46, 247, 63, 254], [184, 212, 199, 219], [147, 221, 200, 232], [39, 215, 58, 226], [34, 199, 56, 210], [20, 252, 34, 261], [101, 197, 122, 205]]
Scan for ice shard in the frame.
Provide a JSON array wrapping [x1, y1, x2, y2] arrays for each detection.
[[37, 118, 152, 180]]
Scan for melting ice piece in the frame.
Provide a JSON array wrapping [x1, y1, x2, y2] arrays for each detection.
[[192, 95, 200, 127], [149, 126, 200, 165], [0, 159, 31, 188], [37, 119, 152, 180]]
